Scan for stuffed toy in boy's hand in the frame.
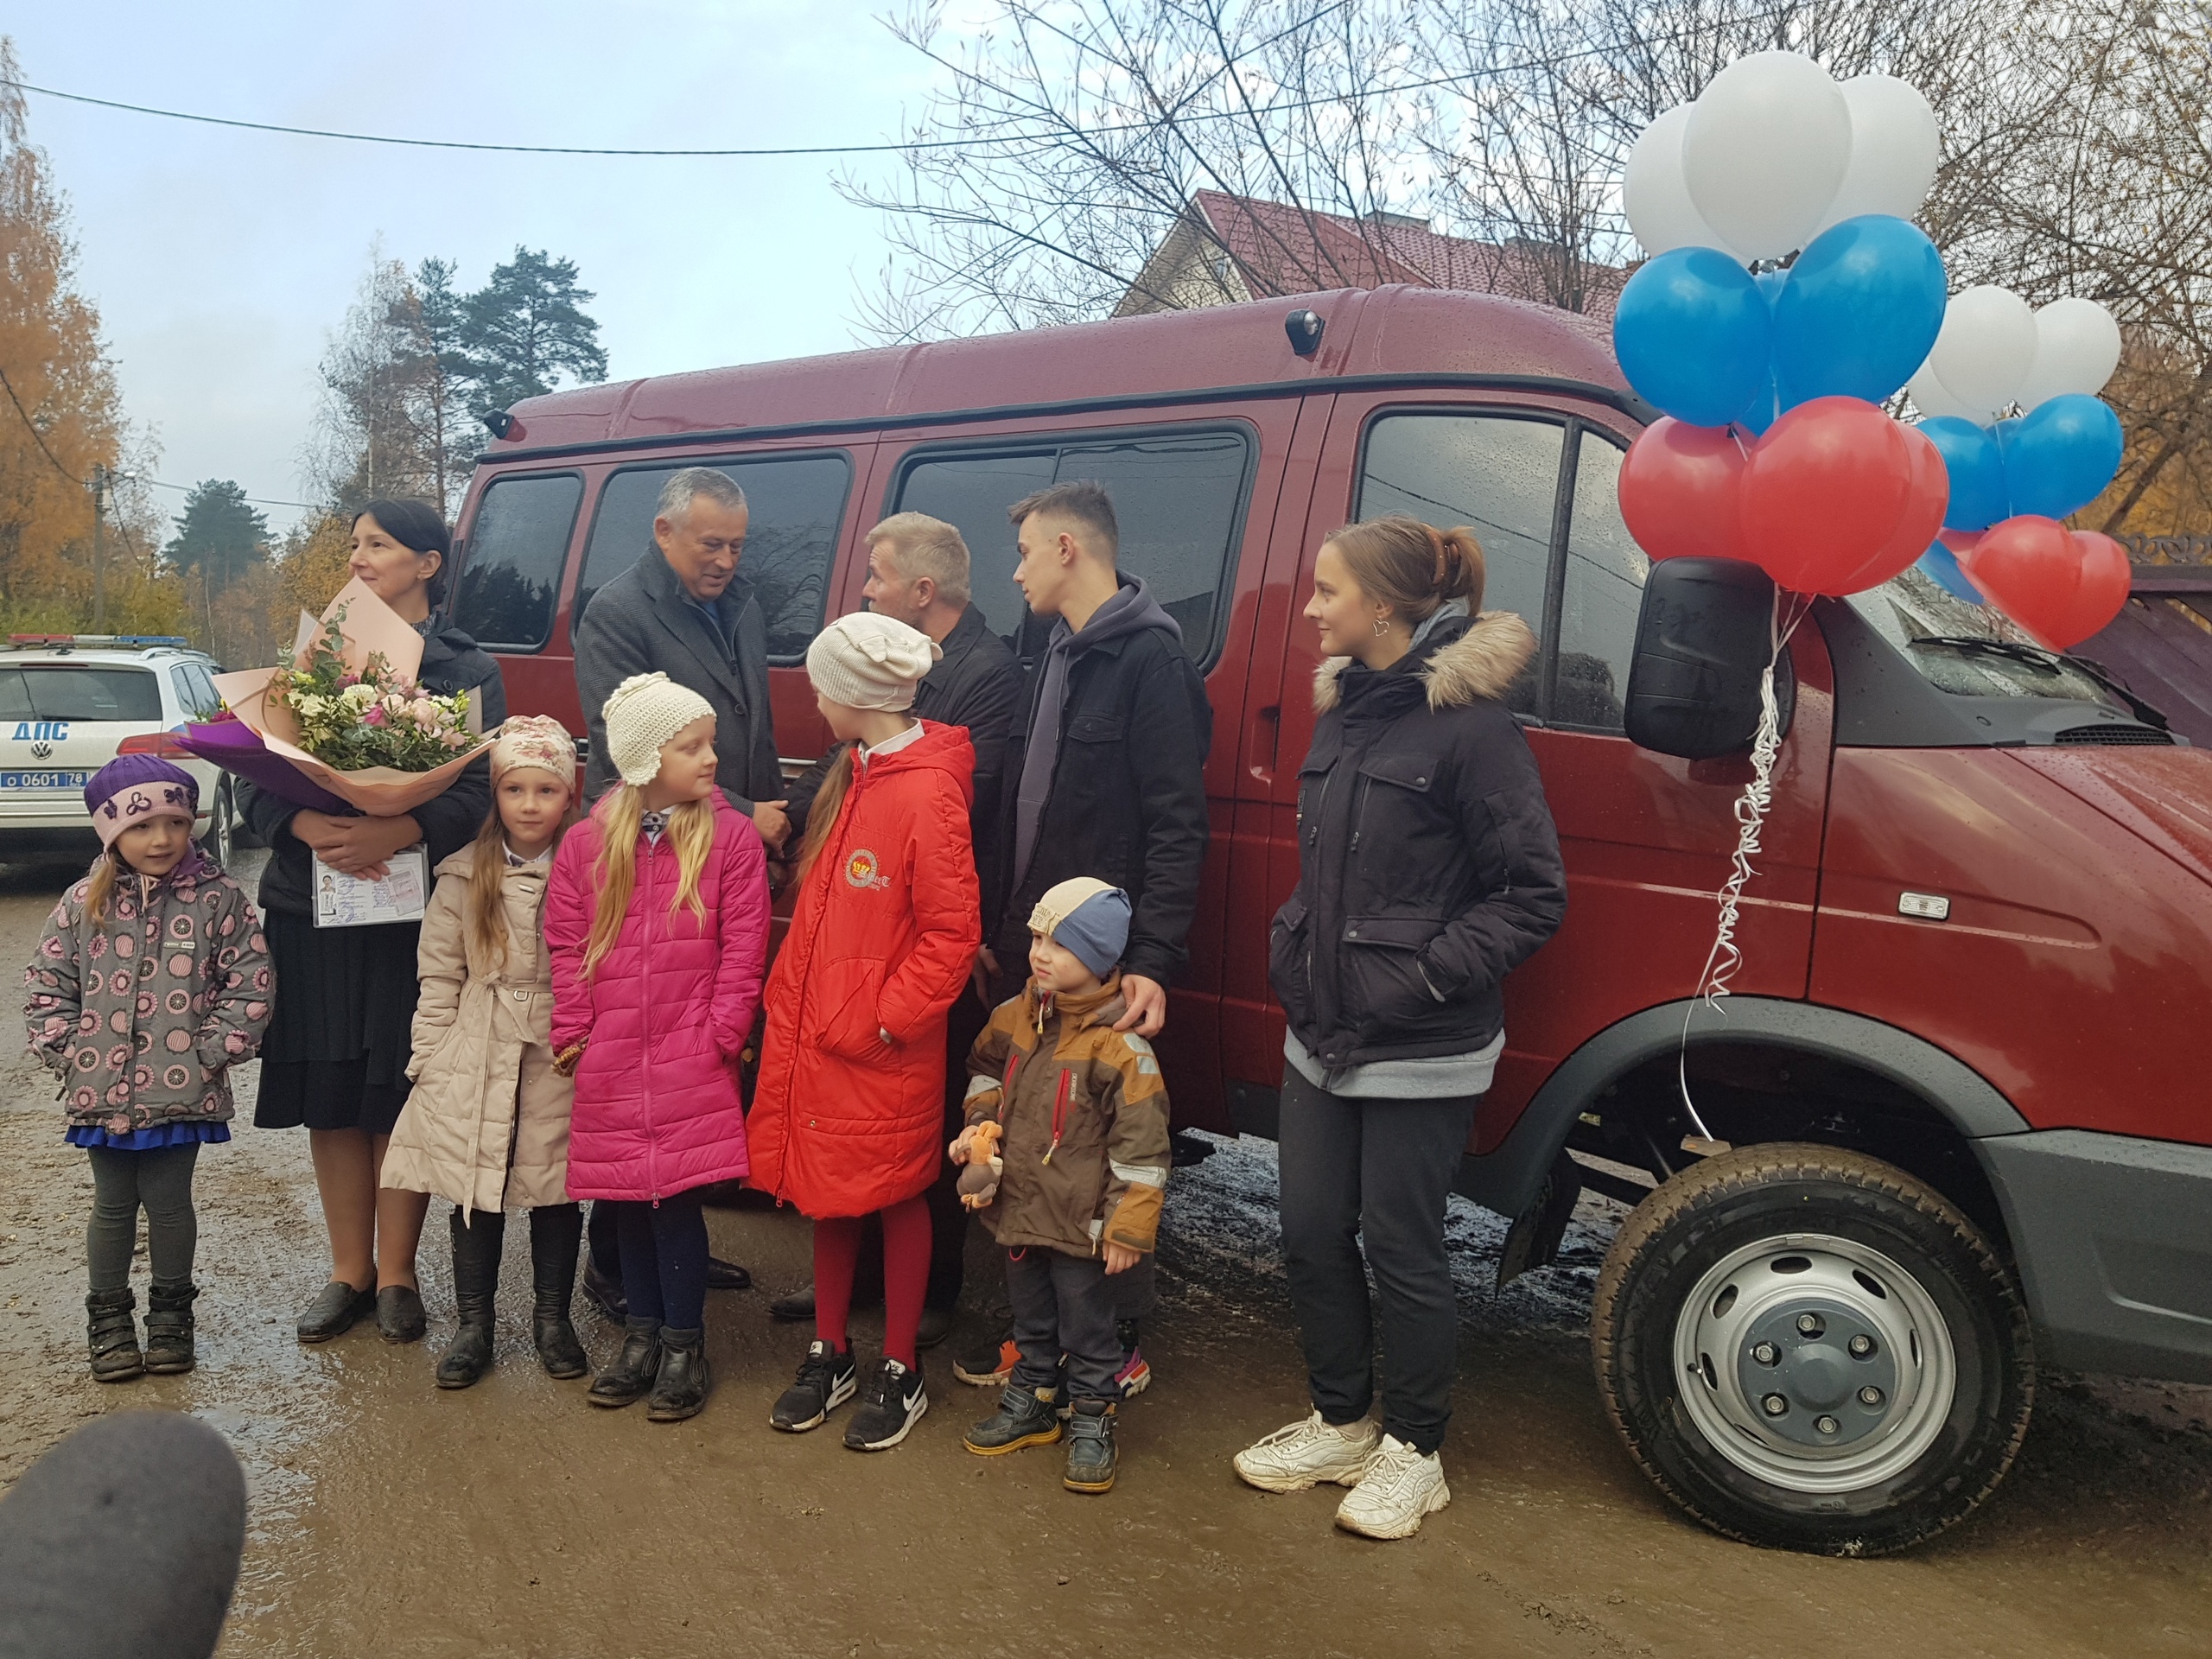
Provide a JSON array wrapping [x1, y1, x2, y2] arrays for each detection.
[[957, 1122, 1004, 1211]]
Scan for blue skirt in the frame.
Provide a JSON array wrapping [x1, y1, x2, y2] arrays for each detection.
[[67, 1121, 232, 1151]]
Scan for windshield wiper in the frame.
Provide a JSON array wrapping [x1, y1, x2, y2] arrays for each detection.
[[1912, 635, 2169, 730]]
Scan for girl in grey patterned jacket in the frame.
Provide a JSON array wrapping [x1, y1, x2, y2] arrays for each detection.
[[23, 757, 271, 1382]]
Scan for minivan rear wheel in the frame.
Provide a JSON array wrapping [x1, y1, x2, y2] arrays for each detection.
[[1591, 1143, 2034, 1555]]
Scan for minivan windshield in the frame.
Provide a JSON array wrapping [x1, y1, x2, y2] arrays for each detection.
[[1845, 578, 2129, 712]]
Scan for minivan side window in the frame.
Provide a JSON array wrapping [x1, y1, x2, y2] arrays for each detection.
[[575, 454, 852, 663], [455, 473, 585, 652], [893, 429, 1253, 665], [1357, 413, 1560, 715], [1555, 430, 1646, 731]]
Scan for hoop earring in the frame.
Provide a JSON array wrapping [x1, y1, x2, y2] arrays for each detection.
[[1372, 616, 1390, 637]]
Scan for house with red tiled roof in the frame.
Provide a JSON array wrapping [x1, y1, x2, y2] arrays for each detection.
[[1115, 190, 1629, 321]]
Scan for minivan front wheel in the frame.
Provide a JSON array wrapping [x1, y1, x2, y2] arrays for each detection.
[[1592, 1144, 2034, 1555], [199, 783, 235, 869]]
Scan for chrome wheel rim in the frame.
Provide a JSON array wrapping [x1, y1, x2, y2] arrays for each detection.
[[1672, 1231, 1956, 1495]]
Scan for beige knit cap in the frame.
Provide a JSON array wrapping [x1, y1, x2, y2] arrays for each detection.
[[601, 672, 715, 786], [805, 612, 941, 712], [489, 714, 577, 790]]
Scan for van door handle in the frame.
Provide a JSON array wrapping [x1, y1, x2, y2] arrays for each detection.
[[1248, 704, 1281, 785]]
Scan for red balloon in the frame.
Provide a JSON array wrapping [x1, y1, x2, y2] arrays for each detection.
[[1936, 528, 1983, 559], [1960, 517, 2133, 649], [1738, 397, 1917, 595], [1618, 418, 1750, 563], [1840, 422, 1949, 594]]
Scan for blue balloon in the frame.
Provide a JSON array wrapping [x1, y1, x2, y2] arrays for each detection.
[[1916, 540, 1986, 604], [1612, 247, 1772, 428], [1735, 273, 1787, 434], [1770, 215, 1948, 410], [2002, 394, 2125, 519], [1919, 416, 2009, 531]]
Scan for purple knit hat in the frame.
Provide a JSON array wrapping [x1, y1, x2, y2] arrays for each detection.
[[84, 755, 198, 849]]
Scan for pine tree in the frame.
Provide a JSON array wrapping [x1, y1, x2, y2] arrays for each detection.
[[459, 247, 610, 414], [163, 479, 269, 594]]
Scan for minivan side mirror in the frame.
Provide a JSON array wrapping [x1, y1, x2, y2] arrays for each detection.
[[1624, 556, 1796, 760]]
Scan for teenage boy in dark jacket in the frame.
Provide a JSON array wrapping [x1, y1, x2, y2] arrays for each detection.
[[953, 480, 1210, 1394]]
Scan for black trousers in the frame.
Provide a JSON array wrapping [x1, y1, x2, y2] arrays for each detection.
[[1276, 1067, 1477, 1455], [1006, 1246, 1122, 1402]]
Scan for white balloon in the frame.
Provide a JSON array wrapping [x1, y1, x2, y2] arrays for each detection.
[[1624, 104, 1726, 257], [1927, 284, 2038, 415], [2017, 296, 2123, 410], [1681, 51, 1853, 262], [1816, 73, 1941, 232], [1910, 359, 1984, 423]]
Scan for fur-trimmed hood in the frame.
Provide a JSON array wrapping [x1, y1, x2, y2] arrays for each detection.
[[1313, 610, 1537, 713]]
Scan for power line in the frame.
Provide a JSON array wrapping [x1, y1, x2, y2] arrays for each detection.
[[0, 15, 1799, 161], [0, 365, 87, 486], [143, 475, 315, 511]]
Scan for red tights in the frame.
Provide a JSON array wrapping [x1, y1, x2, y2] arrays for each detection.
[[813, 1195, 931, 1367]]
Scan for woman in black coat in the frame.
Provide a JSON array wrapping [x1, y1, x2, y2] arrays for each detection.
[[1233, 515, 1567, 1540], [240, 499, 507, 1344]]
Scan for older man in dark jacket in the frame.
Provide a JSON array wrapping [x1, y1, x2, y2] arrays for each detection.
[[778, 512, 1026, 1340], [573, 467, 788, 844]]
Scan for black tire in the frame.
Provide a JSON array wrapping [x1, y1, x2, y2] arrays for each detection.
[[1592, 1143, 2034, 1556], [199, 782, 236, 869]]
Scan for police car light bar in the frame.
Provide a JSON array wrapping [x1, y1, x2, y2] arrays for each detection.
[[5, 634, 190, 649]]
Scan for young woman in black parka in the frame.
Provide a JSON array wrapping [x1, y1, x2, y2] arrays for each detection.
[[239, 500, 507, 1346], [1233, 514, 1567, 1541]]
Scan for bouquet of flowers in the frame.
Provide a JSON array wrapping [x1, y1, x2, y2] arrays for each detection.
[[178, 575, 489, 816]]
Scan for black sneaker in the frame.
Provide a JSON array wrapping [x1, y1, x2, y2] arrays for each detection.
[[963, 1383, 1063, 1455], [1064, 1399, 1117, 1494], [771, 1340, 857, 1433], [953, 1332, 1018, 1387], [843, 1356, 928, 1451]]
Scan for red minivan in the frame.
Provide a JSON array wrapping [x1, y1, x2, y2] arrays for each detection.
[[448, 285, 2212, 1554]]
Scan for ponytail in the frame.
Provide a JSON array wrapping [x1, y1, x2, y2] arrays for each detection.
[[794, 747, 855, 886], [1325, 515, 1485, 623]]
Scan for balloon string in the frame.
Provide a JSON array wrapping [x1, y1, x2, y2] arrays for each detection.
[[1677, 588, 1810, 1144]]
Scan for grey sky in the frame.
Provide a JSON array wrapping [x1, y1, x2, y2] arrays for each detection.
[[10, 3, 944, 535]]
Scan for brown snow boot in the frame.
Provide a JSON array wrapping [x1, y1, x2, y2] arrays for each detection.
[[86, 1287, 143, 1382]]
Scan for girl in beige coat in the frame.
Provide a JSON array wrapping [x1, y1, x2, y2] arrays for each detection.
[[383, 717, 585, 1389]]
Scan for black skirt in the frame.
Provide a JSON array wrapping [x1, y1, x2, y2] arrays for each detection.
[[253, 910, 423, 1135]]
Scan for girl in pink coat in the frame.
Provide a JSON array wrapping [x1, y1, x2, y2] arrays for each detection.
[[546, 673, 770, 1422]]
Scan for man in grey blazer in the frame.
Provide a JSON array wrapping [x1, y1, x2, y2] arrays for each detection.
[[572, 464, 785, 1311], [574, 467, 791, 850]]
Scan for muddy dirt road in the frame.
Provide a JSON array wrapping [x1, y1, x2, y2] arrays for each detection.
[[2, 854, 2209, 1657]]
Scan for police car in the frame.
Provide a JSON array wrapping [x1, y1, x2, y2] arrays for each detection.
[[0, 636, 236, 866]]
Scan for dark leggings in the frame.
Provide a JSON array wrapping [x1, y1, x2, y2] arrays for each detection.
[[607, 1192, 709, 1332], [86, 1144, 201, 1293], [1277, 1069, 1478, 1455]]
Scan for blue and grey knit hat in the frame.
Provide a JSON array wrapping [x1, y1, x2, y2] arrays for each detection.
[[1028, 876, 1133, 979]]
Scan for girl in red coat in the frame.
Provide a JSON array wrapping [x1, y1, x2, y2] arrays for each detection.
[[750, 613, 980, 1451], [546, 673, 771, 1423]]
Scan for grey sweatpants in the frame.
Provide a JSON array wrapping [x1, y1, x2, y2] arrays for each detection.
[[86, 1143, 202, 1292], [1276, 1068, 1478, 1455]]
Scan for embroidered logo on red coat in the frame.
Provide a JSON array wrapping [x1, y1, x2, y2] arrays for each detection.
[[844, 849, 887, 889]]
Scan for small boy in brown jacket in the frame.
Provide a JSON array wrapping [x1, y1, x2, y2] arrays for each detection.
[[953, 877, 1170, 1494]]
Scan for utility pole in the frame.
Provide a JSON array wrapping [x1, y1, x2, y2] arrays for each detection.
[[89, 462, 106, 632]]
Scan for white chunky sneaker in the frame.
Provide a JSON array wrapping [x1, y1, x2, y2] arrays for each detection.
[[1233, 1411, 1382, 1493], [1334, 1434, 1451, 1540]]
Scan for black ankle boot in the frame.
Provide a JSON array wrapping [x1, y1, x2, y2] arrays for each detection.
[[86, 1287, 142, 1382], [647, 1326, 711, 1421], [530, 1204, 588, 1379], [588, 1318, 662, 1408], [435, 1209, 504, 1389], [143, 1281, 198, 1375]]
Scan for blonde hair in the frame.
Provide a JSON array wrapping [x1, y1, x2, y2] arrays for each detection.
[[1325, 515, 1484, 623], [868, 512, 971, 607], [84, 851, 122, 926], [466, 777, 578, 972], [580, 786, 718, 979], [794, 748, 855, 886]]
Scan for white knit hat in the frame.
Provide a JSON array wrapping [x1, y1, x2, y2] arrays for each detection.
[[805, 613, 942, 712], [601, 672, 715, 786]]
